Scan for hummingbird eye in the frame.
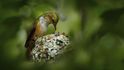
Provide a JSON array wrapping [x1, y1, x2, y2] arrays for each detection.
[[52, 15, 59, 24]]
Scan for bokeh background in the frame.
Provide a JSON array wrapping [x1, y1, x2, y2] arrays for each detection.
[[0, 0, 124, 70]]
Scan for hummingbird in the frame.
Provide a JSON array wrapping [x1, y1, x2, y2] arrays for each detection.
[[25, 12, 59, 59]]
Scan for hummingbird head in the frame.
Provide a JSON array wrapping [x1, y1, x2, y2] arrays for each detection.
[[44, 12, 59, 30]]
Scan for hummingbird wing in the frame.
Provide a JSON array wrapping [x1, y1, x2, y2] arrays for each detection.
[[25, 22, 37, 49]]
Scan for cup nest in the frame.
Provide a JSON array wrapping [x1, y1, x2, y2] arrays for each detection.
[[31, 32, 70, 63]]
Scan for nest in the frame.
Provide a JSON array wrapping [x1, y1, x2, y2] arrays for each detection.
[[31, 32, 70, 63]]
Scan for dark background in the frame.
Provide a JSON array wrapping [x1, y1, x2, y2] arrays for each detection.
[[0, 0, 124, 70]]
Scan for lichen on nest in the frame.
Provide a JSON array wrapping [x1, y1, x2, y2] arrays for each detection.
[[31, 32, 70, 63]]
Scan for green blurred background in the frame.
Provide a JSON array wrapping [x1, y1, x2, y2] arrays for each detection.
[[0, 0, 124, 70]]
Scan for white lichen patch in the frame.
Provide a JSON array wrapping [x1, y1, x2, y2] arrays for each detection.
[[31, 32, 70, 63]]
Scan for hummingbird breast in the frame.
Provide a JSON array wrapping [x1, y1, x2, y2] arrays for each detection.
[[39, 16, 48, 32], [35, 17, 48, 37]]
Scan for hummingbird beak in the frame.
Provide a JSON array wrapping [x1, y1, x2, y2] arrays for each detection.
[[53, 23, 57, 30]]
